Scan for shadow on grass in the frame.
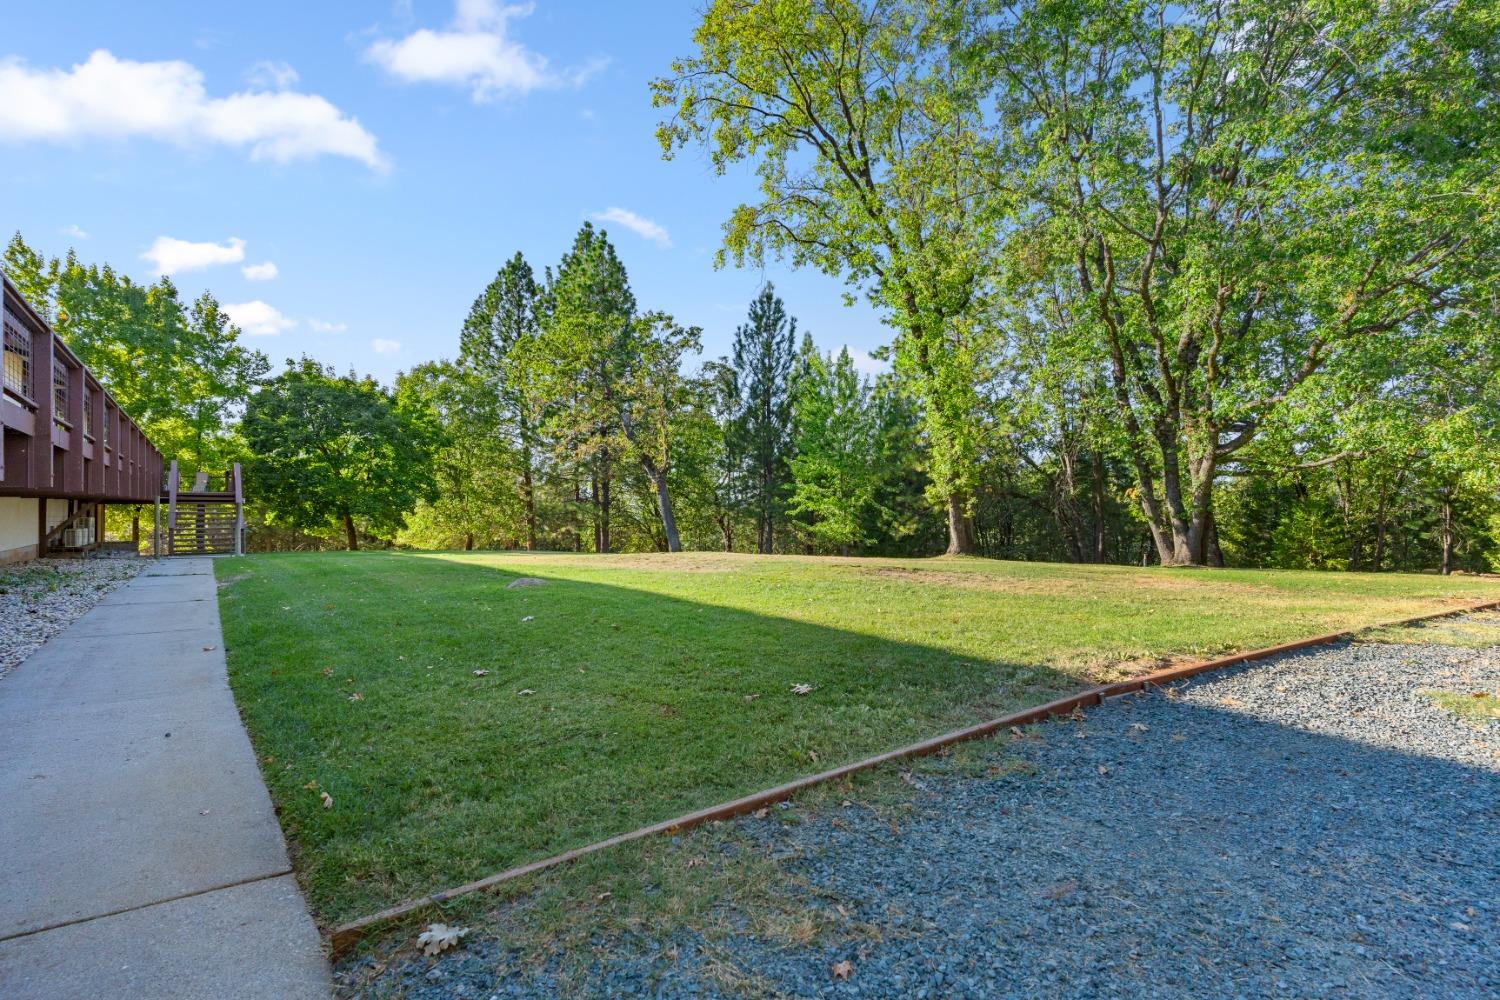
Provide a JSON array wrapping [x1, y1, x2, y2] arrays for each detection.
[[218, 551, 1077, 924], [335, 650, 1500, 999]]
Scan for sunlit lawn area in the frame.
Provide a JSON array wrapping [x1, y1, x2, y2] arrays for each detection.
[[215, 551, 1500, 923]]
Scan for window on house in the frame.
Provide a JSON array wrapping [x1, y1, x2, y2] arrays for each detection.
[[54, 354, 69, 424], [3, 320, 31, 399]]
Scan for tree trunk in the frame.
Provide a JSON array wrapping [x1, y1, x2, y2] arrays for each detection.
[[945, 492, 976, 555], [1440, 498, 1454, 575], [1090, 450, 1108, 563], [343, 511, 358, 551], [718, 517, 734, 552], [520, 450, 536, 551], [599, 466, 611, 553], [464, 533, 474, 551], [641, 456, 682, 552]]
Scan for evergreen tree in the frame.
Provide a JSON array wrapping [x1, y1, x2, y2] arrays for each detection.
[[459, 252, 547, 549], [728, 285, 797, 553]]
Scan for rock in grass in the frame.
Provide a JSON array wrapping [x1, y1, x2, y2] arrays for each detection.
[[506, 577, 547, 590]]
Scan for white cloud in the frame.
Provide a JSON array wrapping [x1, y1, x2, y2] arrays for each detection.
[[143, 235, 245, 276], [0, 50, 385, 169], [590, 207, 671, 248], [247, 60, 299, 90], [61, 224, 89, 240], [241, 260, 278, 281], [223, 300, 296, 336], [366, 1, 606, 102], [843, 346, 890, 377], [309, 319, 347, 333], [371, 338, 402, 354]]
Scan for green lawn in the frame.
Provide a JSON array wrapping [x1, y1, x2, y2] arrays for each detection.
[[214, 551, 1500, 923]]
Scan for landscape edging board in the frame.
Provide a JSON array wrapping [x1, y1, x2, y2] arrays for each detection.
[[327, 598, 1500, 958]]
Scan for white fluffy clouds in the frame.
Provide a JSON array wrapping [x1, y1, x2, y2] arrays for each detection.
[[371, 338, 402, 354], [590, 207, 671, 248], [0, 50, 384, 169], [223, 300, 296, 336], [241, 261, 279, 281], [366, 1, 606, 102], [142, 236, 245, 276], [309, 319, 347, 333], [61, 224, 89, 240]]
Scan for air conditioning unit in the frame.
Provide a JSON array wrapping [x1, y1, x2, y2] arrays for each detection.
[[61, 520, 95, 548]]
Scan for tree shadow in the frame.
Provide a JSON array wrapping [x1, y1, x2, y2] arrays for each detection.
[[219, 550, 1079, 921]]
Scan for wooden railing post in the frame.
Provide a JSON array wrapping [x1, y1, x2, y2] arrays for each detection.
[[232, 462, 245, 556], [166, 459, 178, 556]]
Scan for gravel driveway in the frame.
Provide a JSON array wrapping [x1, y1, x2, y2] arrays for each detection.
[[343, 617, 1500, 999]]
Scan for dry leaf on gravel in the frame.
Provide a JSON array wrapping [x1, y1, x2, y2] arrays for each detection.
[[417, 923, 469, 957], [831, 960, 854, 981]]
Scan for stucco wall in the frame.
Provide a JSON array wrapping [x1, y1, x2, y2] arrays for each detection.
[[0, 497, 40, 565]]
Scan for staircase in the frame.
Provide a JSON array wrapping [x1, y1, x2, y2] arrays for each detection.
[[164, 461, 245, 556]]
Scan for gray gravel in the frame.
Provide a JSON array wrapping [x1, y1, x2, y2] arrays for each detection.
[[0, 556, 147, 680], [339, 619, 1500, 999]]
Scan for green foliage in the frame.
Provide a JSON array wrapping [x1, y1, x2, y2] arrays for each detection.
[[787, 340, 883, 550], [728, 285, 798, 552], [655, 0, 1001, 553], [241, 358, 439, 549]]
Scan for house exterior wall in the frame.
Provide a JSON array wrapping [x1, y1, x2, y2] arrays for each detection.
[[0, 496, 38, 564]]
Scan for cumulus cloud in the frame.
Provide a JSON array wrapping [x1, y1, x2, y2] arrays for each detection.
[[371, 338, 402, 354], [241, 261, 278, 281], [142, 236, 245, 276], [0, 50, 385, 169], [366, 1, 607, 102], [590, 207, 671, 248], [61, 224, 89, 240], [223, 300, 295, 336], [309, 319, 347, 333]]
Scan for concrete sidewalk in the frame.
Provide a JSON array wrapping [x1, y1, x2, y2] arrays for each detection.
[[0, 557, 330, 999]]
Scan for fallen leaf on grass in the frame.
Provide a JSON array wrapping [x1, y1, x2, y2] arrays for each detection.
[[685, 857, 705, 869], [322, 668, 334, 677], [791, 683, 813, 695], [521, 615, 535, 623], [348, 692, 364, 702], [417, 923, 469, 957], [597, 892, 613, 902], [473, 669, 490, 677], [320, 791, 333, 809], [517, 689, 535, 696], [743, 693, 761, 702], [303, 779, 318, 790], [831, 959, 854, 981]]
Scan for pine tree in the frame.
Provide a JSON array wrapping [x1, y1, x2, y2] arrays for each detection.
[[459, 252, 547, 549], [728, 285, 797, 553]]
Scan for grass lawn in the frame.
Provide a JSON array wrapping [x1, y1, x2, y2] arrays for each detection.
[[214, 551, 1500, 924]]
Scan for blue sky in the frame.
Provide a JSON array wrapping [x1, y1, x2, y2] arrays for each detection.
[[1, 0, 888, 383]]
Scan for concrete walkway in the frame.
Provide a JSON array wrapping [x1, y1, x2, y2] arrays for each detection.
[[0, 557, 330, 999]]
